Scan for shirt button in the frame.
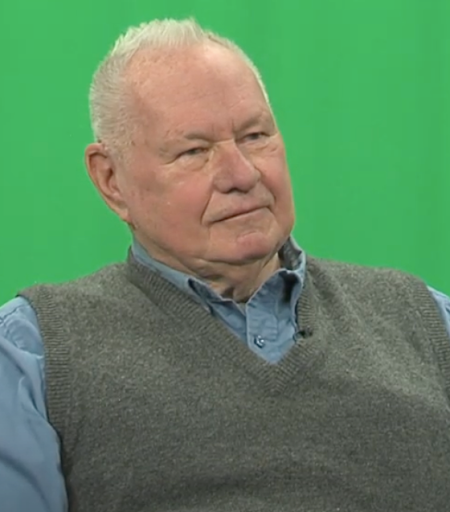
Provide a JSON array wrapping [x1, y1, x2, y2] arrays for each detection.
[[254, 335, 266, 348]]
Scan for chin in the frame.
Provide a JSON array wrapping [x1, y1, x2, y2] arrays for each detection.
[[223, 232, 280, 264]]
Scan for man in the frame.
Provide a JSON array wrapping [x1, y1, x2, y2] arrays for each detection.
[[0, 17, 449, 512]]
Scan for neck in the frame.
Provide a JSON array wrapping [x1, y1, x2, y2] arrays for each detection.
[[204, 253, 281, 302], [133, 233, 283, 302]]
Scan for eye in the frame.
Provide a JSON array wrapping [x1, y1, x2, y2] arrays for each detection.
[[179, 147, 207, 158], [243, 132, 266, 142]]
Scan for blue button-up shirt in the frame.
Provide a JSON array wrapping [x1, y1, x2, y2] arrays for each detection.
[[0, 239, 449, 512], [132, 237, 306, 361]]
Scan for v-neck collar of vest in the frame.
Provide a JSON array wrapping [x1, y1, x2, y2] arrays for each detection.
[[125, 248, 327, 394]]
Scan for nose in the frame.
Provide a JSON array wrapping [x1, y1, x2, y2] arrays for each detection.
[[212, 141, 261, 194]]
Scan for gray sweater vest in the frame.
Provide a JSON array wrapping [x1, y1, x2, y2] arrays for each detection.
[[20, 250, 450, 512]]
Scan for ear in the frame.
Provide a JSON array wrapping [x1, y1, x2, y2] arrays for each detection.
[[85, 142, 131, 224]]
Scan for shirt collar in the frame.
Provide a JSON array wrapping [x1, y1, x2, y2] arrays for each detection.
[[131, 236, 306, 303]]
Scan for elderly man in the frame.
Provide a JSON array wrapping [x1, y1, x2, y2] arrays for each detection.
[[1, 17, 450, 512]]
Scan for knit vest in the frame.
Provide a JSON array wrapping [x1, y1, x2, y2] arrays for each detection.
[[19, 250, 450, 512]]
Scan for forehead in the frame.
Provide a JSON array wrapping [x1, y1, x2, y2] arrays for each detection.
[[127, 44, 270, 135]]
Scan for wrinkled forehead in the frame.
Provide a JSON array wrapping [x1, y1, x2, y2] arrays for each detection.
[[125, 44, 271, 136]]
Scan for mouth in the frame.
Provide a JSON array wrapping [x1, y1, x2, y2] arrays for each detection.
[[219, 206, 267, 221]]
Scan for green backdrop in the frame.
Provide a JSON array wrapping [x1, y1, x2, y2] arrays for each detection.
[[1, 0, 449, 305]]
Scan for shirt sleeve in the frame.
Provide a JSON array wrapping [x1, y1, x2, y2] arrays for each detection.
[[0, 297, 67, 512], [427, 286, 450, 341]]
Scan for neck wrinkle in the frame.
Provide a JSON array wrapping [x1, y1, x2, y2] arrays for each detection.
[[207, 253, 281, 302]]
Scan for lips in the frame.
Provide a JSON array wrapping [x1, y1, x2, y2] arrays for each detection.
[[219, 206, 266, 221]]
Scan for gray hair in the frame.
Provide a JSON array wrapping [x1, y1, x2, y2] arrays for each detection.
[[88, 18, 270, 153]]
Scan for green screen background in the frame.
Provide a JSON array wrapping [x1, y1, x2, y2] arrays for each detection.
[[1, 0, 449, 305]]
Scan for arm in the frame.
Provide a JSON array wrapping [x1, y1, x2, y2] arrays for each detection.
[[0, 297, 67, 512]]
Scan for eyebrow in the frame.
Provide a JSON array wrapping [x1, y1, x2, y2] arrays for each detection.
[[235, 112, 272, 134]]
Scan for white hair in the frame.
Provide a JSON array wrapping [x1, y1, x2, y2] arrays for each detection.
[[89, 17, 270, 153]]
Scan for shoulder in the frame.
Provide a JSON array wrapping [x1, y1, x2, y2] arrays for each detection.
[[16, 258, 165, 329], [0, 297, 42, 353], [306, 255, 432, 308], [308, 255, 423, 287], [0, 295, 46, 415], [0, 296, 37, 320], [18, 262, 129, 304]]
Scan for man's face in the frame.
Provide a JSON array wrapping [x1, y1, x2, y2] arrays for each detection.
[[113, 44, 295, 275]]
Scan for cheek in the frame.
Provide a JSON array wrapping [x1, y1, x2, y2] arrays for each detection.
[[168, 181, 211, 224], [258, 157, 295, 229], [271, 174, 295, 225], [258, 148, 293, 202], [133, 176, 211, 232]]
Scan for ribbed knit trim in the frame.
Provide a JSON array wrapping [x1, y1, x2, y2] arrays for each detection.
[[406, 279, 450, 401], [20, 249, 450, 447], [18, 288, 73, 449], [125, 249, 326, 394]]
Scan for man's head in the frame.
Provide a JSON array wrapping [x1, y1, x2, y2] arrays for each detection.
[[85, 18, 295, 297]]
